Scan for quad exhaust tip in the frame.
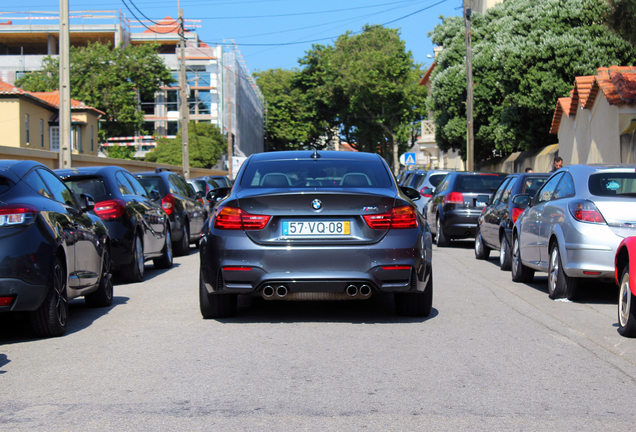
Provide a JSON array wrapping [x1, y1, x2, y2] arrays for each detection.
[[346, 285, 358, 297], [359, 285, 371, 297], [262, 285, 275, 298], [276, 285, 288, 298]]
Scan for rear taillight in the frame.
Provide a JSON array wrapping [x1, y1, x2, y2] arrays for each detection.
[[568, 200, 606, 224], [364, 206, 419, 229], [214, 207, 271, 230], [161, 193, 175, 215], [0, 296, 14, 307], [445, 192, 464, 204], [94, 200, 126, 220], [511, 207, 524, 223], [0, 204, 38, 226], [419, 187, 432, 198]]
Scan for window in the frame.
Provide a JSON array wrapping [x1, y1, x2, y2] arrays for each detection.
[[116, 171, 135, 195], [167, 121, 178, 136], [491, 178, 509, 205], [166, 90, 178, 112], [90, 125, 94, 152], [37, 169, 77, 207], [71, 126, 82, 151], [553, 173, 575, 200], [589, 172, 636, 196], [25, 114, 29, 144], [124, 172, 148, 197], [40, 119, 44, 147], [536, 173, 564, 204], [24, 170, 53, 199], [50, 126, 59, 151], [457, 175, 506, 192], [501, 177, 518, 205]]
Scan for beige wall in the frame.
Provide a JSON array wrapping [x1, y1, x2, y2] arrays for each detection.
[[70, 111, 100, 156], [0, 100, 21, 148], [477, 144, 559, 174], [21, 102, 54, 150], [473, 0, 503, 14]]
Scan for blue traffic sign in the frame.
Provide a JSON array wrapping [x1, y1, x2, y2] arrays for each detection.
[[404, 152, 416, 165]]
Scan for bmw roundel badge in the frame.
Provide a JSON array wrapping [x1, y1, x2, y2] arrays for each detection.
[[311, 199, 322, 210]]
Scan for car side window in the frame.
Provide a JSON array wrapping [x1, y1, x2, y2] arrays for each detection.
[[437, 178, 449, 193], [536, 173, 564, 204], [491, 178, 509, 205], [24, 169, 53, 200], [124, 172, 148, 197], [168, 175, 183, 195], [116, 171, 135, 196], [176, 175, 195, 198], [37, 169, 78, 208], [501, 177, 518, 205], [553, 172, 575, 200]]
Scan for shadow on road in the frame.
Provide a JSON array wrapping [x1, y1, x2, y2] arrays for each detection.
[[0, 295, 130, 344], [214, 294, 439, 324], [515, 275, 618, 305]]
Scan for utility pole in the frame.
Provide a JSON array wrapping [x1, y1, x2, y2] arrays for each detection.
[[464, 0, 474, 172], [59, 0, 72, 169], [178, 7, 190, 179], [226, 54, 233, 179]]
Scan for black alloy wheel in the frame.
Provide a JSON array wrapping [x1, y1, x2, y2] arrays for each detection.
[[474, 227, 490, 259], [154, 228, 174, 269], [122, 233, 144, 283], [30, 256, 68, 337], [85, 247, 114, 307], [511, 235, 534, 283]]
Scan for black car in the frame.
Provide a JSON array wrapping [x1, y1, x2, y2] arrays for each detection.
[[199, 150, 433, 318], [135, 169, 208, 256], [57, 166, 173, 283], [187, 176, 232, 213], [0, 160, 112, 337], [474, 173, 549, 269], [425, 171, 507, 247]]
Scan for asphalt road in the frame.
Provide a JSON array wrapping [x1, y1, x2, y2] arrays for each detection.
[[2, 241, 636, 431]]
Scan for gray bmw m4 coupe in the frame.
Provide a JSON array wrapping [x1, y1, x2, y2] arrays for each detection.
[[199, 150, 433, 318]]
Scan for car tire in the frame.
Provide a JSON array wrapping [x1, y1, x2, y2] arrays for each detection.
[[199, 270, 237, 319], [618, 267, 636, 337], [153, 227, 173, 269], [474, 227, 490, 259], [436, 217, 449, 247], [499, 234, 512, 271], [174, 222, 190, 257], [548, 242, 578, 300], [395, 270, 433, 317], [511, 235, 534, 283], [121, 233, 144, 283], [30, 256, 68, 338], [85, 247, 114, 308]]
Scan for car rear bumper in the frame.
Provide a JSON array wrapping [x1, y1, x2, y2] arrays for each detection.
[[442, 209, 481, 238], [0, 278, 48, 312], [200, 229, 430, 295]]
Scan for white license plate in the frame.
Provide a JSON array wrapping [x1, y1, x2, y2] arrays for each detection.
[[283, 221, 350, 236]]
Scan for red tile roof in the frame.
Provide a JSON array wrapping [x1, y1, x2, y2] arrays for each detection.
[[419, 62, 436, 87], [0, 80, 104, 115], [550, 66, 636, 134], [142, 16, 185, 35]]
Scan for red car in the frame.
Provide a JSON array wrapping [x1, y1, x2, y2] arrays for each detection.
[[615, 237, 636, 337]]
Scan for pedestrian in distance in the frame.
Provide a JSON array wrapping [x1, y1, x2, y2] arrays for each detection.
[[525, 167, 534, 173], [550, 156, 563, 173]]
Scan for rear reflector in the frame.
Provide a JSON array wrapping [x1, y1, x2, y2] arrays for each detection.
[[584, 271, 601, 275], [214, 207, 271, 230], [382, 266, 411, 270], [94, 199, 126, 219], [223, 267, 252, 271], [0, 296, 14, 307], [364, 206, 418, 229], [0, 204, 37, 226]]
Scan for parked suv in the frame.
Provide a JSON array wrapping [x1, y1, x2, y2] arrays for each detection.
[[474, 172, 549, 269], [135, 169, 208, 256], [57, 166, 173, 283], [426, 172, 507, 246]]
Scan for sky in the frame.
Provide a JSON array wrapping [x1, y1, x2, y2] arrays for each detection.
[[2, 0, 462, 75]]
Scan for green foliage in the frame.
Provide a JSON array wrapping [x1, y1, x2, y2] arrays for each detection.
[[16, 42, 173, 140], [606, 0, 636, 44], [145, 122, 227, 168], [105, 144, 136, 160], [428, 0, 636, 161], [255, 68, 327, 151]]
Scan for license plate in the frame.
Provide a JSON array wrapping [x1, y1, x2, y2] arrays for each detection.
[[283, 221, 350, 236], [477, 201, 487, 207]]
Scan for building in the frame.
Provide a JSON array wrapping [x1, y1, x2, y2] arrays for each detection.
[[550, 66, 636, 164], [0, 11, 264, 165], [473, 0, 504, 15], [0, 80, 102, 155]]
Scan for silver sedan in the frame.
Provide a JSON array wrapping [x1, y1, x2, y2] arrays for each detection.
[[511, 164, 636, 300]]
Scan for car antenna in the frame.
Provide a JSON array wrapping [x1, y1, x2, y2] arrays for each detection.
[[310, 147, 321, 161]]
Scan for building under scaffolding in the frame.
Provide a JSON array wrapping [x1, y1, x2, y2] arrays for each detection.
[[0, 11, 264, 163]]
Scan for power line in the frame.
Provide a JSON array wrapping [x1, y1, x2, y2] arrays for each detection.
[[120, 0, 176, 34], [126, 0, 177, 26]]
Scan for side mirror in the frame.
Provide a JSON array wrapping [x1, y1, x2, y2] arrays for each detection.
[[476, 194, 490, 206], [512, 193, 531, 207], [206, 187, 231, 202], [80, 193, 95, 212], [150, 190, 161, 201], [400, 186, 421, 201], [195, 190, 205, 199], [420, 187, 433, 197]]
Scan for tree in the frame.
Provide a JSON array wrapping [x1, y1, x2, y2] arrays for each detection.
[[145, 122, 226, 168], [16, 42, 173, 141], [105, 144, 136, 160], [606, 0, 636, 44], [254, 68, 328, 151], [428, 0, 636, 161], [299, 25, 428, 172]]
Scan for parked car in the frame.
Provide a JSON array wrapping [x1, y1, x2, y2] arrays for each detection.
[[199, 150, 433, 318], [187, 176, 232, 213], [411, 169, 450, 215], [475, 172, 549, 269], [425, 171, 507, 246], [0, 160, 112, 337], [511, 164, 636, 301], [56, 166, 172, 283], [135, 169, 208, 256], [615, 237, 636, 337]]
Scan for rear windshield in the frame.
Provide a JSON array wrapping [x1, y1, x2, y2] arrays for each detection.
[[240, 159, 393, 189], [211, 177, 231, 188], [64, 177, 109, 201], [523, 176, 547, 197], [429, 174, 446, 188], [456, 174, 505, 192], [137, 176, 165, 195], [0, 176, 14, 195], [589, 173, 636, 196]]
